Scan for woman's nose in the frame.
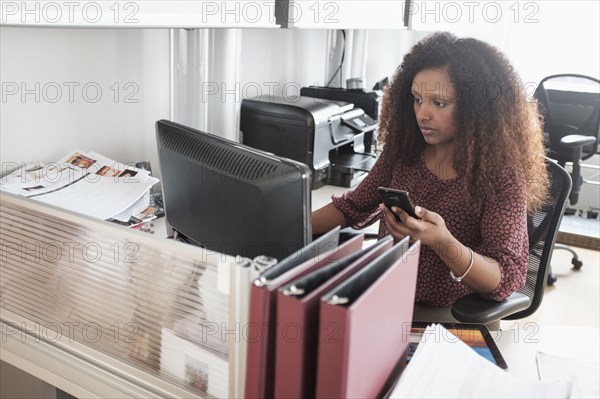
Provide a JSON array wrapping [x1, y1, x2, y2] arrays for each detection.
[[416, 102, 431, 121]]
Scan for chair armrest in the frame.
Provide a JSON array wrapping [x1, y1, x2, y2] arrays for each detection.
[[560, 134, 597, 149], [450, 292, 530, 325], [559, 134, 596, 205]]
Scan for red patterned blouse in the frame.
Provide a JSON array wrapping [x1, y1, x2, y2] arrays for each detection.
[[331, 153, 528, 307]]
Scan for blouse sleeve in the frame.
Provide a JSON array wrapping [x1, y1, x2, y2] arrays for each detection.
[[473, 168, 529, 302], [331, 156, 391, 230]]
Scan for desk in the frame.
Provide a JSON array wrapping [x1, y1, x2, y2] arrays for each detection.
[[312, 184, 381, 236], [496, 325, 600, 379], [311, 184, 348, 209], [388, 325, 599, 397]]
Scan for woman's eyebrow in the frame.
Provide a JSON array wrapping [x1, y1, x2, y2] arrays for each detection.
[[411, 86, 456, 101], [411, 84, 442, 96]]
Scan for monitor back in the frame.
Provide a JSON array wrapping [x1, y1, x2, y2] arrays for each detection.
[[156, 120, 312, 260]]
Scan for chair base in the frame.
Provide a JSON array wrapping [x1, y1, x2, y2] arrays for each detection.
[[547, 244, 584, 285], [554, 243, 583, 269]]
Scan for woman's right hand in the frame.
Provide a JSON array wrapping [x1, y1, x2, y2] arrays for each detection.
[[380, 204, 451, 248]]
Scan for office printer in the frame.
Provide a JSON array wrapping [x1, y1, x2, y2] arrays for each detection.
[[301, 85, 384, 154], [300, 85, 383, 122], [240, 95, 378, 189]]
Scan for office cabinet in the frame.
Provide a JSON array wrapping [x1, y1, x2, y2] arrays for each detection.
[[1, 0, 412, 30]]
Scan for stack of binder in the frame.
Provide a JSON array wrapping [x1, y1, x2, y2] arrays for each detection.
[[244, 228, 421, 398]]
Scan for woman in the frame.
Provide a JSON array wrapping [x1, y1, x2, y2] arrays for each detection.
[[312, 32, 549, 307]]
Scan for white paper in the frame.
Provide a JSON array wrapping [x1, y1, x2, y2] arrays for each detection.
[[390, 324, 571, 399], [111, 190, 152, 222], [0, 160, 86, 197], [537, 351, 599, 399], [33, 175, 154, 220]]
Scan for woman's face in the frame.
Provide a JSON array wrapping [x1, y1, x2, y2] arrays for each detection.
[[411, 67, 458, 147]]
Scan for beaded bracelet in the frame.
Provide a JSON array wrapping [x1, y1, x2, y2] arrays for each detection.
[[450, 247, 474, 283]]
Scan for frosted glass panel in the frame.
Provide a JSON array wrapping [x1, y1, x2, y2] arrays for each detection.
[[0, 192, 248, 398]]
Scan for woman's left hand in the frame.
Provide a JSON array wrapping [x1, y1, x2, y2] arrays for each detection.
[[379, 204, 451, 248]]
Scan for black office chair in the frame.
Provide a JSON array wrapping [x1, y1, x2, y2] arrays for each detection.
[[451, 159, 572, 325], [534, 74, 600, 284]]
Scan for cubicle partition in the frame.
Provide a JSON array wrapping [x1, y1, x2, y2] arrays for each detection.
[[0, 192, 251, 398]]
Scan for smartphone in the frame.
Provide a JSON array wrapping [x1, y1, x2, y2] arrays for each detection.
[[378, 187, 418, 220]]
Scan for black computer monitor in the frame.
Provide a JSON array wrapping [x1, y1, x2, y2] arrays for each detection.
[[155, 119, 312, 260]]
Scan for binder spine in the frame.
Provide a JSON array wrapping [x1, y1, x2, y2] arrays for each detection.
[[315, 303, 351, 398], [274, 294, 310, 398], [244, 285, 272, 398]]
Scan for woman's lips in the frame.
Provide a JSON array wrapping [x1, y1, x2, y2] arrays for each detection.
[[420, 126, 435, 134]]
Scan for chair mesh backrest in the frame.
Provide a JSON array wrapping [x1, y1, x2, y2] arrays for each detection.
[[507, 159, 572, 320], [536, 74, 600, 162]]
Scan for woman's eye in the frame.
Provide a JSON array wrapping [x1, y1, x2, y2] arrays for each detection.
[[434, 100, 446, 107], [414, 97, 423, 104]]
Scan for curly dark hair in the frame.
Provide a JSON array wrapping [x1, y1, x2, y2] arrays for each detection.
[[379, 32, 548, 213]]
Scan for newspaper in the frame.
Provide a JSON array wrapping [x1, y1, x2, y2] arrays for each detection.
[[1, 150, 159, 222]]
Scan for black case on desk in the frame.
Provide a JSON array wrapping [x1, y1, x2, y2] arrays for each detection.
[[240, 95, 377, 189]]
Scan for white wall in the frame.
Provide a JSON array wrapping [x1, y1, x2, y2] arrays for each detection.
[[406, 1, 599, 95], [504, 1, 600, 88], [240, 29, 329, 96], [241, 28, 425, 96], [0, 27, 170, 172], [1, 27, 417, 176], [364, 29, 431, 89]]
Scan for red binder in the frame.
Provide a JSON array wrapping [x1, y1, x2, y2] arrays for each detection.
[[315, 238, 421, 399], [244, 228, 364, 399], [274, 236, 394, 399]]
